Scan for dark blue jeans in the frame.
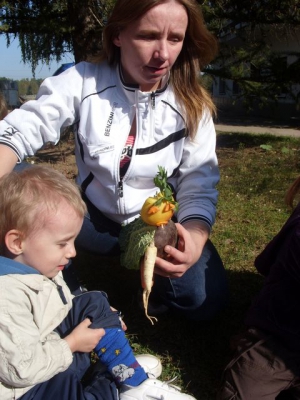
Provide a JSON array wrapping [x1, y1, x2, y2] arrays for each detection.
[[72, 196, 228, 321], [19, 292, 119, 400]]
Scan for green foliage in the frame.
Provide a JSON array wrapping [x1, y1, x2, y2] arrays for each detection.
[[1, 0, 299, 99], [260, 143, 295, 154], [16, 78, 42, 95], [260, 144, 273, 151], [0, 0, 116, 72], [153, 166, 178, 210], [200, 0, 300, 107], [1, 1, 73, 73], [214, 132, 300, 274]]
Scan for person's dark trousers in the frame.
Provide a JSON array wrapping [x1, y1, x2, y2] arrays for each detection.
[[19, 292, 120, 400]]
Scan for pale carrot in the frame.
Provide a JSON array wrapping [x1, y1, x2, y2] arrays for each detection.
[[138, 166, 178, 323], [141, 241, 158, 325]]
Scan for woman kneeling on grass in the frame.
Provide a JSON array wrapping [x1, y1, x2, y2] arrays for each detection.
[[0, 0, 227, 322]]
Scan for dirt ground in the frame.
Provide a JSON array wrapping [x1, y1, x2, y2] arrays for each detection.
[[29, 131, 78, 179]]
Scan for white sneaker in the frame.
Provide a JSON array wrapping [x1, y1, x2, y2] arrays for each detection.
[[119, 378, 197, 400], [135, 354, 162, 378]]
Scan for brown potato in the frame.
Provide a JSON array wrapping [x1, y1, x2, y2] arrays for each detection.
[[154, 220, 178, 259]]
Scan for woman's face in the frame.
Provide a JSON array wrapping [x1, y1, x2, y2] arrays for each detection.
[[113, 1, 188, 92]]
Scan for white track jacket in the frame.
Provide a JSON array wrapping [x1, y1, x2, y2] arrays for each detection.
[[0, 257, 73, 400], [0, 61, 219, 227]]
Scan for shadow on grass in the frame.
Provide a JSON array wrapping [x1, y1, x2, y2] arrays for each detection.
[[214, 114, 300, 129], [217, 132, 295, 150], [72, 251, 264, 400]]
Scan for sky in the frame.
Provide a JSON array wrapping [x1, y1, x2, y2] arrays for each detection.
[[0, 35, 75, 80]]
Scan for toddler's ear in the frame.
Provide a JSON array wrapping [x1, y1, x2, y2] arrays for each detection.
[[5, 230, 24, 255]]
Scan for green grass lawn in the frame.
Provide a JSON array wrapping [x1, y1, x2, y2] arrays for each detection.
[[36, 131, 300, 399]]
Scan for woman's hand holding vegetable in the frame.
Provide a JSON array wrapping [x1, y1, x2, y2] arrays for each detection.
[[119, 166, 210, 323], [155, 221, 209, 278]]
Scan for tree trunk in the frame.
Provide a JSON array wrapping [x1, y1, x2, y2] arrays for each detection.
[[67, 0, 104, 63]]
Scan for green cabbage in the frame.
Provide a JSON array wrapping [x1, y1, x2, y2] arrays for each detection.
[[119, 218, 156, 270]]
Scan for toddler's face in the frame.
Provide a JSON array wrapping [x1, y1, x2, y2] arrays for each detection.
[[17, 200, 83, 278]]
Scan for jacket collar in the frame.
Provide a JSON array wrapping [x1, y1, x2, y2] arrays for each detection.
[[116, 63, 169, 105], [0, 256, 40, 276]]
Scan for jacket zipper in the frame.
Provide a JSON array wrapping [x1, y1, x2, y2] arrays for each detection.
[[150, 92, 156, 110], [150, 92, 156, 142], [118, 179, 124, 198], [117, 103, 136, 202]]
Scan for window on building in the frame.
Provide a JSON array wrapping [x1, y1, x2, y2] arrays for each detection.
[[219, 79, 226, 95], [232, 81, 241, 95]]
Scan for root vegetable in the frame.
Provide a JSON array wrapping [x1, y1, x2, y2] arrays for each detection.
[[140, 241, 158, 325], [119, 166, 178, 324], [139, 166, 178, 323], [154, 220, 177, 259]]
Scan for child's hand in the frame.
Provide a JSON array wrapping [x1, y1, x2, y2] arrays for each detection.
[[110, 306, 127, 331], [64, 318, 105, 353]]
